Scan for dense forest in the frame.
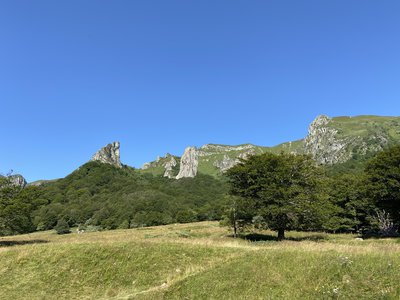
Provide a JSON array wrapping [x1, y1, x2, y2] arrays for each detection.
[[27, 162, 227, 233]]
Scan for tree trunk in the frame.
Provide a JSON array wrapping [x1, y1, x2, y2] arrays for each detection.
[[232, 201, 237, 238], [277, 228, 285, 241]]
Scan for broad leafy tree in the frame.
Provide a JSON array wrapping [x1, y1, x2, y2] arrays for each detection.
[[0, 176, 45, 236], [226, 152, 332, 240], [221, 195, 255, 238]]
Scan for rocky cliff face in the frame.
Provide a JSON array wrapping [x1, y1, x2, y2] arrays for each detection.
[[0, 174, 27, 189], [176, 147, 199, 179], [304, 115, 349, 164], [91, 142, 122, 168], [10, 175, 27, 188], [304, 115, 391, 165], [163, 155, 178, 178]]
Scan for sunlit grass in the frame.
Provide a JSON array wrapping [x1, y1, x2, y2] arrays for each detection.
[[0, 221, 399, 299]]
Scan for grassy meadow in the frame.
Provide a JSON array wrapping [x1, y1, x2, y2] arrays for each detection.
[[0, 221, 399, 299]]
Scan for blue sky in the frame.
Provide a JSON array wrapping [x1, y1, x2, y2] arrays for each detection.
[[1, 1, 400, 182]]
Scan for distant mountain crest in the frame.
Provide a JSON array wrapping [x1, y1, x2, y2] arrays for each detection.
[[8, 115, 400, 183]]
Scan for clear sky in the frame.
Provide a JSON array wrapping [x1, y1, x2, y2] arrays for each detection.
[[1, 1, 400, 182]]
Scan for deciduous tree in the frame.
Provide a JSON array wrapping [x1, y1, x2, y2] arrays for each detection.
[[226, 152, 331, 240]]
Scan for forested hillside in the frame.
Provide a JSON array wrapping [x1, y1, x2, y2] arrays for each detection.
[[32, 162, 228, 231]]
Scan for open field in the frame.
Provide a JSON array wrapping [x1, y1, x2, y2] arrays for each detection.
[[1, 222, 400, 299]]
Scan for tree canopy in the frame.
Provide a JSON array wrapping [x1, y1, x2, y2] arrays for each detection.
[[365, 145, 400, 228], [226, 152, 332, 240], [0, 176, 44, 236]]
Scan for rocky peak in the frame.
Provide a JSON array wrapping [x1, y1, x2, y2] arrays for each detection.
[[310, 114, 331, 127], [176, 147, 198, 179], [0, 174, 27, 189], [163, 155, 178, 178], [10, 175, 27, 188], [91, 142, 122, 168], [304, 115, 391, 165], [304, 115, 348, 164]]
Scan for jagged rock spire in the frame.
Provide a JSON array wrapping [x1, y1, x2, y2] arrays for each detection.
[[176, 146, 198, 179], [91, 142, 122, 168], [163, 155, 177, 178]]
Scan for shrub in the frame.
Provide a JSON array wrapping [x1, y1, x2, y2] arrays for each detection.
[[54, 219, 71, 234]]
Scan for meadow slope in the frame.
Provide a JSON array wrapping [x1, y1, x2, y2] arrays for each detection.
[[0, 222, 399, 299]]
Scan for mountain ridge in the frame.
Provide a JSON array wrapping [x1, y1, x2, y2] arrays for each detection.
[[23, 114, 400, 183], [141, 114, 400, 178]]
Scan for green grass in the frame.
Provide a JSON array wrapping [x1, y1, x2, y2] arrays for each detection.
[[1, 222, 400, 299], [270, 139, 305, 154], [330, 115, 400, 140]]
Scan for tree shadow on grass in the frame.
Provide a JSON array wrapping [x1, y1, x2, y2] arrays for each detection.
[[0, 239, 49, 247], [240, 233, 328, 242], [360, 233, 400, 240]]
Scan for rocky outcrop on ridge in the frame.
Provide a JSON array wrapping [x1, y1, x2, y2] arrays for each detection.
[[198, 144, 255, 155], [176, 147, 198, 179], [213, 148, 256, 172], [91, 142, 122, 168], [304, 115, 391, 165], [140, 115, 400, 176], [163, 155, 178, 178], [10, 175, 27, 188], [0, 174, 27, 189], [304, 115, 348, 164], [213, 154, 238, 172]]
